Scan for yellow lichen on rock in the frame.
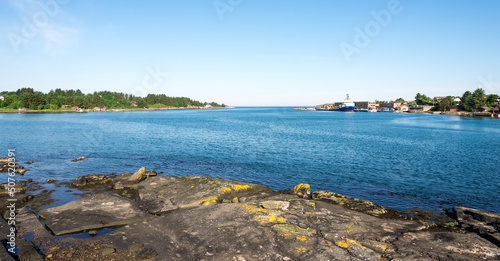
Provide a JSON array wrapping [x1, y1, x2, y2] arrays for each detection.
[[233, 185, 252, 191], [296, 236, 307, 242], [128, 167, 146, 182], [220, 187, 232, 193], [335, 238, 366, 250]]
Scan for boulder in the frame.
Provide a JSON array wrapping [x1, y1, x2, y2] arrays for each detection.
[[71, 156, 87, 162], [128, 167, 146, 182], [113, 182, 124, 190], [312, 190, 387, 217], [39, 193, 154, 236], [144, 170, 157, 178], [71, 176, 87, 187], [282, 183, 311, 199], [453, 207, 500, 234]]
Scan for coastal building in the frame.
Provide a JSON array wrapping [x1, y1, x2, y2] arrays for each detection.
[[453, 98, 461, 103], [93, 107, 107, 111], [0, 96, 4, 101], [353, 101, 369, 110], [205, 104, 212, 109], [477, 106, 490, 112], [379, 103, 401, 110], [395, 104, 409, 112], [71, 106, 79, 111], [409, 105, 434, 112], [493, 106, 500, 113], [61, 105, 69, 108], [446, 105, 464, 112]]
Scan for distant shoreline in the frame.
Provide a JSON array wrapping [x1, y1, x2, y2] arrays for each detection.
[[0, 106, 235, 114], [293, 108, 499, 118]]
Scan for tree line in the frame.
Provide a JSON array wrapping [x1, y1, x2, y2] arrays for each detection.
[[415, 88, 498, 112], [0, 88, 225, 110]]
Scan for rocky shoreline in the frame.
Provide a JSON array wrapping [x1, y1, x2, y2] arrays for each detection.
[[1, 166, 499, 260]]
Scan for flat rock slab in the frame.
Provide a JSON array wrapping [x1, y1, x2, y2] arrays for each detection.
[[39, 193, 153, 236], [133, 176, 272, 214], [91, 194, 500, 261]]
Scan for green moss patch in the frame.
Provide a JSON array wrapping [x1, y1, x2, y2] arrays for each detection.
[[272, 224, 315, 236]]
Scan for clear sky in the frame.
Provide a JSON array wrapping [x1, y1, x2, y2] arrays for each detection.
[[1, 0, 499, 106]]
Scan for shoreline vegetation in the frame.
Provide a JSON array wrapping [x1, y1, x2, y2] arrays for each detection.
[[0, 88, 231, 113], [1, 161, 499, 260]]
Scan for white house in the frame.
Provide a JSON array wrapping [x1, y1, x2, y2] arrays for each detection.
[[0, 96, 4, 101], [453, 98, 461, 102]]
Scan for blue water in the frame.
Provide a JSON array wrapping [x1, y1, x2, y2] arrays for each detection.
[[1, 108, 499, 213]]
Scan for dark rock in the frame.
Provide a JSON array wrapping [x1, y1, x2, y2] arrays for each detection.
[[312, 190, 387, 217], [39, 193, 153, 235], [72, 176, 87, 187], [71, 156, 87, 162], [17, 238, 43, 261], [144, 170, 157, 178], [24, 161, 34, 164], [89, 230, 97, 236], [453, 207, 500, 234], [0, 157, 27, 175], [0, 181, 27, 196], [113, 181, 124, 190], [46, 178, 55, 183], [85, 173, 107, 182], [0, 217, 16, 261], [135, 247, 158, 260]]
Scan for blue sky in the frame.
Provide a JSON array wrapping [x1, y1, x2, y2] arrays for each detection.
[[1, 0, 499, 106]]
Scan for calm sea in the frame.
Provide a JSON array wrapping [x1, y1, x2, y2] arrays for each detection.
[[1, 107, 499, 213]]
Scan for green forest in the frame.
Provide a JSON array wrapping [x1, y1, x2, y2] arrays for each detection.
[[0, 88, 225, 111]]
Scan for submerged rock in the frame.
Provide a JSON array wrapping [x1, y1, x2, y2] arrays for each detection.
[[0, 157, 27, 175], [312, 190, 387, 217], [71, 176, 87, 187], [0, 181, 27, 196], [39, 193, 154, 236], [71, 156, 87, 162]]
